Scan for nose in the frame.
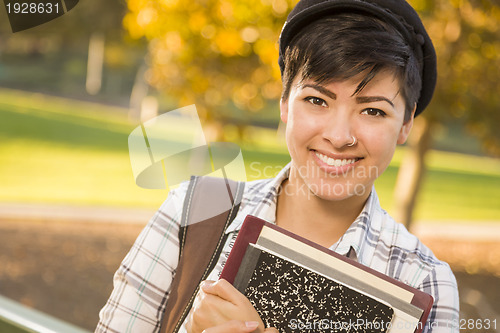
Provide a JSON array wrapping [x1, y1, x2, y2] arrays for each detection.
[[322, 111, 355, 149]]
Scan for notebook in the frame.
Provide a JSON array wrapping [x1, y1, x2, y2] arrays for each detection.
[[220, 215, 434, 333]]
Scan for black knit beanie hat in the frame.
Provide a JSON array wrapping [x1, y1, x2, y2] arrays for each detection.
[[278, 0, 437, 116]]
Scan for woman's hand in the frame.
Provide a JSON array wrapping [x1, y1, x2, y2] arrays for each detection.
[[185, 279, 269, 333], [199, 320, 279, 333]]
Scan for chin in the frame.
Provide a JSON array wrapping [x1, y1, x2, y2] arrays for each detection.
[[304, 178, 372, 202]]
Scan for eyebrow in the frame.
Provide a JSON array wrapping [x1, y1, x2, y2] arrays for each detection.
[[356, 96, 395, 108], [301, 83, 396, 108], [301, 83, 337, 100]]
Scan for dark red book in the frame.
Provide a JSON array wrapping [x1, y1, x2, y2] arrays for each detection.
[[220, 215, 433, 333]]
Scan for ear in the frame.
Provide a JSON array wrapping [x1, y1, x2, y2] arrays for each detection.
[[280, 98, 289, 124], [396, 106, 416, 144]]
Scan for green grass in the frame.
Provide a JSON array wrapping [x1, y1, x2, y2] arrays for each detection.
[[0, 89, 168, 208], [374, 148, 500, 221], [1, 88, 499, 222]]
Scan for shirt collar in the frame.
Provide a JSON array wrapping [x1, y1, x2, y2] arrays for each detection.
[[225, 163, 291, 234], [331, 187, 383, 265], [227, 164, 384, 265]]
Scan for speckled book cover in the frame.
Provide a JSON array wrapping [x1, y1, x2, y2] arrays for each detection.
[[220, 216, 434, 333], [234, 244, 394, 333]]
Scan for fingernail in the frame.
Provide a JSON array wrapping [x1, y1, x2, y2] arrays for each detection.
[[245, 321, 259, 329]]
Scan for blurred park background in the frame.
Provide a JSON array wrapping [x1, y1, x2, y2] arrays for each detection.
[[0, 0, 499, 331]]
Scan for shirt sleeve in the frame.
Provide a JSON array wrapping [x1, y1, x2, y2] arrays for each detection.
[[420, 263, 460, 333], [95, 184, 187, 333]]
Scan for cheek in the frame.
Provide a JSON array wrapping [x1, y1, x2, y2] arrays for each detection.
[[361, 125, 399, 166], [285, 118, 303, 156], [285, 110, 318, 157], [288, 109, 323, 137], [285, 111, 303, 141], [361, 141, 395, 181]]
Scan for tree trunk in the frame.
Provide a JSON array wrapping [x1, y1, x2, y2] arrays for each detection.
[[392, 117, 434, 231], [86, 32, 105, 95], [129, 62, 149, 122]]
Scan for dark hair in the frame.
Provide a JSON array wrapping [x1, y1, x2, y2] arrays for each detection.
[[281, 13, 422, 122]]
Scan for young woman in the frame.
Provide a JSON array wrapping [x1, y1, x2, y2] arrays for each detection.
[[96, 1, 459, 332]]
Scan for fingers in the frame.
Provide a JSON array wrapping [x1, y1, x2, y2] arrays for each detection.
[[200, 320, 260, 333], [200, 279, 246, 305], [191, 279, 265, 333], [263, 328, 279, 333], [190, 293, 231, 329]]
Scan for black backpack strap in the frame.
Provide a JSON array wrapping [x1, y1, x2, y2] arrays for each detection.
[[160, 176, 244, 333]]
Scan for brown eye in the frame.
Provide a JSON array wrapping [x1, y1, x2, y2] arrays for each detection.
[[361, 108, 386, 117], [305, 96, 327, 107]]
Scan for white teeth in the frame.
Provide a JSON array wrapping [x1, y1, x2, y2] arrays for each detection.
[[315, 152, 357, 167]]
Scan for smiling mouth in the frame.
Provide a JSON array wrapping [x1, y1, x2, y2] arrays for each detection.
[[314, 151, 361, 167]]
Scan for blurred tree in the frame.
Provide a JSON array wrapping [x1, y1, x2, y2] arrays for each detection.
[[393, 0, 500, 228], [123, 0, 294, 138], [0, 0, 129, 51], [53, 0, 143, 95], [124, 0, 499, 227], [0, 0, 144, 99]]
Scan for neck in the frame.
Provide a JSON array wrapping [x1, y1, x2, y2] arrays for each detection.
[[276, 170, 370, 248]]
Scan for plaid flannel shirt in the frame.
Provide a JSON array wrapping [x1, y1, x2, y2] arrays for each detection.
[[96, 164, 459, 333]]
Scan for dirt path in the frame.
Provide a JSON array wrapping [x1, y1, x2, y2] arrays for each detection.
[[0, 219, 142, 330]]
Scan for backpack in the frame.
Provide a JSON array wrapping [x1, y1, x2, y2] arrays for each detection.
[[160, 176, 245, 333]]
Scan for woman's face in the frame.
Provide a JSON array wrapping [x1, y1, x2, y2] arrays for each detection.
[[280, 70, 414, 202]]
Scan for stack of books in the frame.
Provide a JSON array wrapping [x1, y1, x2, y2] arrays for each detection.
[[220, 215, 433, 333]]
